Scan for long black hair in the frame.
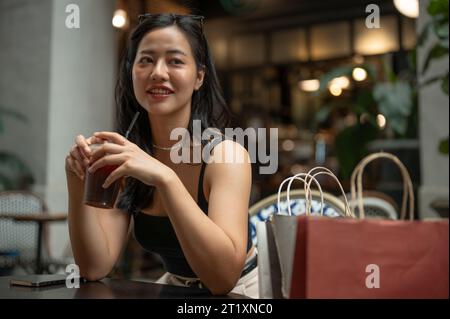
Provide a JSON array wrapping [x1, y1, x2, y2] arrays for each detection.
[[115, 13, 231, 214]]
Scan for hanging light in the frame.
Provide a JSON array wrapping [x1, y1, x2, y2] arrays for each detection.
[[393, 0, 419, 18], [112, 9, 127, 29], [377, 114, 387, 129], [329, 76, 350, 90], [298, 79, 320, 92], [329, 83, 343, 96], [352, 67, 368, 81], [327, 76, 349, 97]]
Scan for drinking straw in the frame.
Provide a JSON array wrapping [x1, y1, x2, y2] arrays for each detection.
[[125, 111, 140, 139]]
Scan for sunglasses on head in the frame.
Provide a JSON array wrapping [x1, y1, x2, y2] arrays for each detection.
[[138, 13, 205, 30]]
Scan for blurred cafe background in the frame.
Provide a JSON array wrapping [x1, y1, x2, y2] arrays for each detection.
[[0, 0, 448, 281]]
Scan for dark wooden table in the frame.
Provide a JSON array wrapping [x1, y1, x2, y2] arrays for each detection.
[[0, 276, 249, 299]]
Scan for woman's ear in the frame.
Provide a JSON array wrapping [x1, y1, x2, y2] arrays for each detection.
[[194, 68, 205, 91]]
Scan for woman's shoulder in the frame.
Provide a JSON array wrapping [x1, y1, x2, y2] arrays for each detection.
[[207, 138, 251, 166], [201, 139, 252, 195]]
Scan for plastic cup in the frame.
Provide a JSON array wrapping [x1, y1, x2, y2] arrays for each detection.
[[83, 143, 120, 209]]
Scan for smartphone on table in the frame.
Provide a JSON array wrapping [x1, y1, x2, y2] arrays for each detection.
[[9, 274, 83, 287]]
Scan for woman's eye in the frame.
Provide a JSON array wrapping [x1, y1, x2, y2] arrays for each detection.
[[140, 57, 153, 64], [169, 59, 184, 65]]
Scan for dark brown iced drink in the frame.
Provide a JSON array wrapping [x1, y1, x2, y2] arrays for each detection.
[[83, 143, 120, 209]]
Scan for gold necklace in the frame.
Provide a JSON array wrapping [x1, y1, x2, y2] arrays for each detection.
[[152, 142, 183, 151]]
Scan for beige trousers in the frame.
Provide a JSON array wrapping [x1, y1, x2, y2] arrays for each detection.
[[156, 251, 259, 299]]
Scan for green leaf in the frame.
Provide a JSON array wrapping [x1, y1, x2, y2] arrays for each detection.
[[434, 21, 449, 40], [387, 114, 408, 137], [422, 43, 449, 74], [438, 137, 449, 154], [420, 74, 444, 87], [418, 21, 432, 46], [373, 82, 413, 116], [428, 0, 449, 17], [420, 72, 449, 95], [373, 81, 413, 136]]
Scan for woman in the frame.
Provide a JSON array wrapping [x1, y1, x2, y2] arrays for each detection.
[[65, 13, 258, 298]]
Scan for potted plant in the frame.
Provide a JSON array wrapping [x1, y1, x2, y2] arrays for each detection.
[[315, 58, 417, 179]]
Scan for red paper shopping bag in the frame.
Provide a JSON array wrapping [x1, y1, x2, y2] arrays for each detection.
[[290, 216, 449, 298]]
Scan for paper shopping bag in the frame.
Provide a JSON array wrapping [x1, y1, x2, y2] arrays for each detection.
[[271, 167, 353, 298], [256, 221, 283, 298], [290, 216, 449, 298]]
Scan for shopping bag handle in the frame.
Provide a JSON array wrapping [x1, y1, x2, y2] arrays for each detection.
[[299, 167, 354, 218], [277, 167, 354, 218], [277, 174, 324, 216], [350, 152, 414, 220]]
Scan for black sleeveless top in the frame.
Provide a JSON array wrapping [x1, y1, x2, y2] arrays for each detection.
[[133, 161, 253, 278]]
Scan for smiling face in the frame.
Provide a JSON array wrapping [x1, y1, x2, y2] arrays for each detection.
[[132, 25, 205, 117]]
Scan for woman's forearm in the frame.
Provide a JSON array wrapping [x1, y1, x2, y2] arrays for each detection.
[[157, 171, 245, 295], [66, 174, 117, 279]]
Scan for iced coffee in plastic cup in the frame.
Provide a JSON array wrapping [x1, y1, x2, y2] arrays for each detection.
[[83, 142, 120, 209]]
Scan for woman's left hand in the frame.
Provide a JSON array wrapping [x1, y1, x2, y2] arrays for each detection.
[[87, 131, 173, 188]]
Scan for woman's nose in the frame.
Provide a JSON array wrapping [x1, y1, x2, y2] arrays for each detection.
[[149, 60, 168, 82]]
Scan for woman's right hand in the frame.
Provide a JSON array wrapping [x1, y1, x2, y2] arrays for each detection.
[[65, 134, 101, 181]]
